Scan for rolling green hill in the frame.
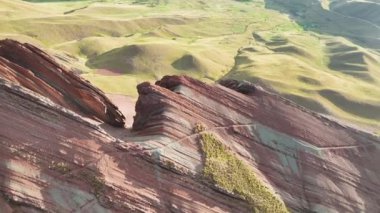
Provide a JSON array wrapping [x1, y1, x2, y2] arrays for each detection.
[[0, 0, 379, 131]]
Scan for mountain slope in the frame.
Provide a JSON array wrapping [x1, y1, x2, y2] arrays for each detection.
[[131, 76, 380, 212], [222, 32, 380, 130], [265, 0, 380, 51], [0, 0, 378, 130], [0, 39, 125, 126], [0, 79, 255, 212], [330, 0, 380, 27], [0, 41, 379, 212]]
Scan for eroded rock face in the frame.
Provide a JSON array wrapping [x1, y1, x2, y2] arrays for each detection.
[[0, 78, 251, 212], [218, 79, 256, 95], [0, 39, 125, 127], [0, 42, 251, 212], [133, 75, 380, 212], [1, 39, 379, 212]]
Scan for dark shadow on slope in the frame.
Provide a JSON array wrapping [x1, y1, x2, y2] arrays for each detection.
[[329, 1, 380, 27], [264, 0, 380, 52]]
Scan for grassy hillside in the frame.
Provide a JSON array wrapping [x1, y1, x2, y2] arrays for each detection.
[[265, 0, 380, 51], [0, 0, 379, 131], [330, 0, 380, 27]]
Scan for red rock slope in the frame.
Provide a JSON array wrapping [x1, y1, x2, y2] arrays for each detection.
[[0, 71, 251, 212], [0, 39, 125, 127], [132, 76, 380, 212], [1, 39, 379, 212], [0, 40, 251, 212]]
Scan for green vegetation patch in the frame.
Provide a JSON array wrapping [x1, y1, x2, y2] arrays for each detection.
[[49, 161, 71, 174], [79, 170, 107, 199], [199, 132, 288, 213]]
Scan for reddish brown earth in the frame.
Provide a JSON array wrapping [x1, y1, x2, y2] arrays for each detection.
[[106, 94, 136, 127], [97, 69, 124, 76], [0, 39, 125, 127], [132, 76, 380, 212], [0, 40, 379, 213], [0, 79, 249, 212]]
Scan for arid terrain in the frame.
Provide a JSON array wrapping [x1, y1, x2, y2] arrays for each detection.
[[0, 0, 379, 212]]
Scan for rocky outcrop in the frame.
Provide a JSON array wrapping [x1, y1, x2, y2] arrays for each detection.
[[0, 77, 252, 212], [218, 79, 257, 95], [0, 39, 125, 127], [133, 75, 380, 212], [0, 40, 253, 212], [0, 38, 379, 212]]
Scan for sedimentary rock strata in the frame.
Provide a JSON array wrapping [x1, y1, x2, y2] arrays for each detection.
[[0, 39, 379, 212], [0, 39, 125, 127], [0, 77, 251, 212], [133, 75, 380, 212]]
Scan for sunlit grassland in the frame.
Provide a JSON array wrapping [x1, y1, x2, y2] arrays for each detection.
[[1, 0, 379, 131]]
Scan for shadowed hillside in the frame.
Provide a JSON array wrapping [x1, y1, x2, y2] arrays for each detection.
[[330, 0, 380, 27], [265, 0, 380, 52]]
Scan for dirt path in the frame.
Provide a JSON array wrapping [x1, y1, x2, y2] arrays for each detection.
[[151, 123, 374, 152]]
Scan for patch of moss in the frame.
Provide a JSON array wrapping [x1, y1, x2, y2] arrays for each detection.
[[199, 133, 289, 213], [49, 161, 71, 174], [80, 170, 106, 198]]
